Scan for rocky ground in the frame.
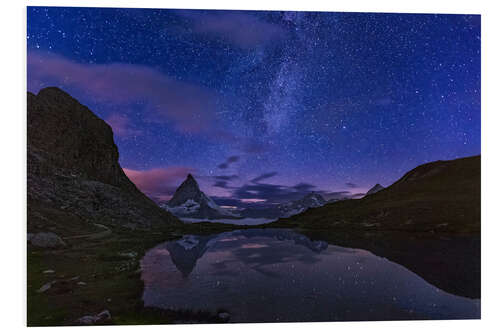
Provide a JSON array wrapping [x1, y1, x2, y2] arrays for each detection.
[[28, 87, 180, 233], [27, 223, 237, 326]]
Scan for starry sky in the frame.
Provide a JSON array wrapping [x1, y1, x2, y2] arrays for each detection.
[[27, 7, 481, 209]]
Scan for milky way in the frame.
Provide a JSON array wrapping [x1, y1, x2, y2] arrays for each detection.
[[27, 7, 481, 208]]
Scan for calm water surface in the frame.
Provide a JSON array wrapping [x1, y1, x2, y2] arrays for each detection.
[[141, 229, 479, 322]]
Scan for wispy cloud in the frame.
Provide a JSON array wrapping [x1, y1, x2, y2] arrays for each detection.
[[217, 155, 240, 169], [28, 51, 218, 133], [213, 180, 232, 189], [229, 180, 358, 206], [292, 183, 316, 192], [214, 175, 239, 181], [250, 172, 278, 183], [105, 113, 142, 139], [178, 10, 288, 49]]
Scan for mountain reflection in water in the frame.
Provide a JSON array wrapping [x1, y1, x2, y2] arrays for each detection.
[[141, 229, 479, 323]]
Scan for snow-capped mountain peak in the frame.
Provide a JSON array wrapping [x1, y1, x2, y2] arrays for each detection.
[[161, 174, 239, 220]]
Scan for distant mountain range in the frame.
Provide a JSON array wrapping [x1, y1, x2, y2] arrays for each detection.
[[278, 193, 327, 218], [160, 174, 240, 220], [162, 175, 334, 221]]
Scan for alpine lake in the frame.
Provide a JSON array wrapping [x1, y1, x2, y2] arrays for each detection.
[[140, 228, 480, 323]]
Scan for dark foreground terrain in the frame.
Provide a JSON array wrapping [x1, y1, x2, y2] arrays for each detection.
[[27, 222, 246, 326], [27, 88, 480, 325]]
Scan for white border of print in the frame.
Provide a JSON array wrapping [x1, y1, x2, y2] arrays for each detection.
[[2, 0, 499, 332]]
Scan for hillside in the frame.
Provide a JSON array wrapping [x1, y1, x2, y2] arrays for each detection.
[[270, 155, 480, 234], [27, 87, 180, 235]]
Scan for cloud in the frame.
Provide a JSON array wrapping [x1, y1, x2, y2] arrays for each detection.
[[209, 130, 272, 155], [250, 172, 278, 183], [212, 174, 239, 189], [105, 113, 142, 138], [123, 166, 195, 201], [230, 182, 359, 206], [217, 155, 240, 169], [212, 196, 244, 207], [321, 191, 353, 201], [213, 180, 232, 189], [345, 182, 358, 188], [227, 155, 240, 163], [178, 11, 288, 49], [214, 175, 239, 181], [292, 183, 316, 192], [233, 182, 304, 203], [27, 51, 218, 133]]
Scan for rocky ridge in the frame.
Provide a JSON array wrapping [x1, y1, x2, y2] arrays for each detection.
[[27, 87, 180, 234]]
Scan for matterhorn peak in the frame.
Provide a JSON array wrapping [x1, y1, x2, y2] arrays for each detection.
[[162, 173, 240, 220], [182, 173, 199, 187]]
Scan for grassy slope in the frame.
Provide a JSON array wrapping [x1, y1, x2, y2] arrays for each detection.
[[27, 222, 242, 326]]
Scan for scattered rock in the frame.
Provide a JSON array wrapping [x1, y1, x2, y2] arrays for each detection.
[[75, 316, 95, 325], [218, 312, 230, 321], [98, 310, 111, 321], [36, 276, 81, 294], [118, 251, 137, 258], [37, 281, 55, 293], [29, 232, 66, 248], [75, 310, 111, 325]]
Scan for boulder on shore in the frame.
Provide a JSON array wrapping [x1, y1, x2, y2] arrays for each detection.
[[29, 232, 66, 248], [75, 310, 111, 325]]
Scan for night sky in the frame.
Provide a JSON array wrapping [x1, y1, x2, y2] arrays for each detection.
[[27, 7, 481, 208]]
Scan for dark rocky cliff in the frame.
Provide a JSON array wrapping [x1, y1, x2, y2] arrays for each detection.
[[27, 87, 180, 234]]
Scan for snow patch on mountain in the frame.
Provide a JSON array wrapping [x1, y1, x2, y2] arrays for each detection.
[[161, 174, 240, 220], [279, 192, 327, 218]]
